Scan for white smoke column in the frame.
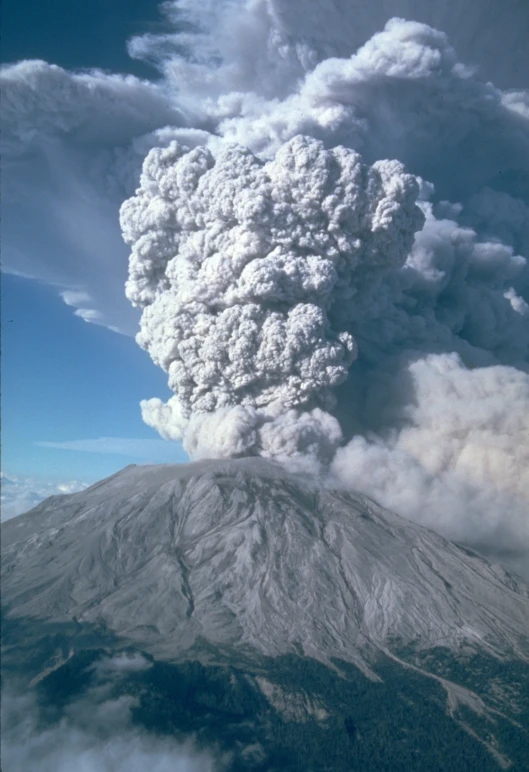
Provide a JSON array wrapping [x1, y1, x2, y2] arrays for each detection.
[[121, 135, 424, 464], [331, 354, 529, 567], [120, 8, 529, 571]]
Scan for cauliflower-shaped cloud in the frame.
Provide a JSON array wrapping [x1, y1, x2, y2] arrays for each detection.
[[121, 135, 423, 460]]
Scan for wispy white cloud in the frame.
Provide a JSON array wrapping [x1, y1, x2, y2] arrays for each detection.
[[35, 437, 187, 462], [0, 473, 89, 521], [2, 653, 218, 772], [0, 60, 189, 334]]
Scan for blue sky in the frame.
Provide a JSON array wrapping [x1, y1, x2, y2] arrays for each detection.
[[1, 0, 188, 516], [1, 273, 183, 479], [1, 0, 166, 77]]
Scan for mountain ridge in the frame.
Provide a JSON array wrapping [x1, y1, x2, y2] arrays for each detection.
[[3, 459, 528, 669]]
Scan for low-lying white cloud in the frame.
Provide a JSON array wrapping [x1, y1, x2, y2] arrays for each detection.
[[1, 653, 219, 772], [0, 473, 89, 521]]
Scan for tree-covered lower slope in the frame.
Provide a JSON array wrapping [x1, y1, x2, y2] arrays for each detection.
[[28, 645, 529, 772]]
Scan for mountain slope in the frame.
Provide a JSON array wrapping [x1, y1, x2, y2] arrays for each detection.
[[2, 459, 529, 770], [3, 459, 528, 665]]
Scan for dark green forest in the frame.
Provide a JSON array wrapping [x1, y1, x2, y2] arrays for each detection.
[[36, 646, 529, 772]]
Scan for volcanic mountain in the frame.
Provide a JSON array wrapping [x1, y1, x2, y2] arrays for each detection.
[[2, 459, 529, 770]]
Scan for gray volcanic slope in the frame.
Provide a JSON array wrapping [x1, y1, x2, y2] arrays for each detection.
[[4, 459, 529, 771], [2, 458, 528, 669]]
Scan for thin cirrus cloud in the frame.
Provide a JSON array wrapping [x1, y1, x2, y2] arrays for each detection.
[[35, 437, 187, 462]]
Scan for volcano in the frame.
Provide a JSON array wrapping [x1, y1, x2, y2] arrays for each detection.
[[2, 459, 529, 770]]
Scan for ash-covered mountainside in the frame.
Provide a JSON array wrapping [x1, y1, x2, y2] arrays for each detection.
[[3, 460, 529, 771], [3, 459, 528, 669]]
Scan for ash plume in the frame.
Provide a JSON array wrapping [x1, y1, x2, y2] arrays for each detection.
[[121, 135, 423, 465], [116, 6, 527, 571]]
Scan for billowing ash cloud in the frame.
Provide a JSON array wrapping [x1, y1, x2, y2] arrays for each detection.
[[129, 0, 529, 96], [3, 0, 528, 570], [121, 135, 423, 463], [4, 0, 528, 329], [119, 10, 529, 571]]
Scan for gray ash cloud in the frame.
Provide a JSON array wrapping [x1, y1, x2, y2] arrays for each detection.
[[118, 9, 529, 571]]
